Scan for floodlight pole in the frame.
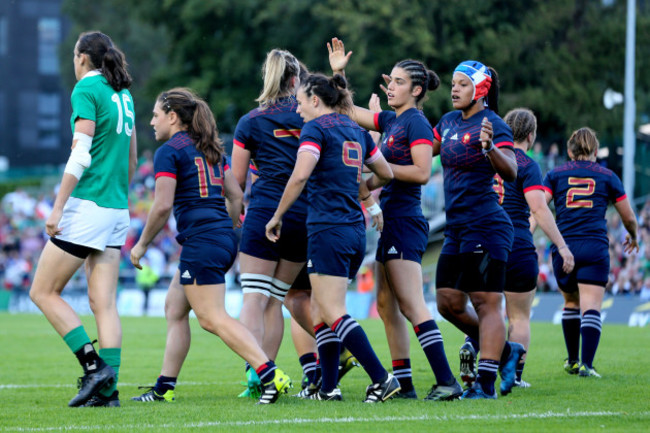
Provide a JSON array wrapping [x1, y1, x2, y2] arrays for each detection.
[[623, 0, 636, 201]]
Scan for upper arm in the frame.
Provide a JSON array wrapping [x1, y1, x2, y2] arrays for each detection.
[[73, 118, 96, 137], [351, 106, 380, 131], [524, 188, 548, 213], [231, 144, 251, 190], [223, 168, 244, 201], [614, 197, 637, 225], [153, 176, 176, 211], [292, 150, 318, 182]]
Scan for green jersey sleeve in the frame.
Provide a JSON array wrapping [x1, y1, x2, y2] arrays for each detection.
[[71, 85, 97, 125]]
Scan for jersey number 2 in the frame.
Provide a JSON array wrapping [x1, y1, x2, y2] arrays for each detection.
[[566, 177, 595, 208], [195, 157, 224, 198]]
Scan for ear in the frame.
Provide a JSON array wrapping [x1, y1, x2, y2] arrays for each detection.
[[411, 85, 423, 98], [168, 110, 180, 126]]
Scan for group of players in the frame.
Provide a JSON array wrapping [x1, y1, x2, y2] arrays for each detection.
[[28, 31, 639, 408]]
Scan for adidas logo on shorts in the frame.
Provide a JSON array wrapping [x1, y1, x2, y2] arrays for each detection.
[[181, 270, 192, 279], [307, 260, 313, 268], [388, 246, 398, 255]]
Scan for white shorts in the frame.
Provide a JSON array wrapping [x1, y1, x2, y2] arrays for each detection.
[[57, 197, 130, 250]]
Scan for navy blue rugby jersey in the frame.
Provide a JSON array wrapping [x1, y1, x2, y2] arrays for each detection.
[[434, 109, 514, 226], [233, 96, 307, 214], [494, 148, 544, 249], [154, 131, 233, 240], [543, 160, 626, 244], [373, 108, 433, 218], [299, 113, 381, 232]]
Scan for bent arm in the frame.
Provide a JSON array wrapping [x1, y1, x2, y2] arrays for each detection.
[[389, 144, 432, 185]]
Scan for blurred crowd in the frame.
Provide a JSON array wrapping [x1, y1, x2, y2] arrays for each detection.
[[2, 147, 650, 301]]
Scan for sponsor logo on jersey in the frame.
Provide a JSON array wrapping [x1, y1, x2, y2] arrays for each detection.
[[450, 133, 458, 140]]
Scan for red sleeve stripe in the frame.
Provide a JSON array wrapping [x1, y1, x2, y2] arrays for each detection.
[[495, 141, 514, 148], [523, 185, 546, 193], [224, 163, 230, 172], [433, 128, 441, 142], [233, 139, 246, 148], [155, 172, 176, 179], [410, 138, 433, 148], [540, 186, 553, 195], [365, 147, 382, 164], [373, 112, 381, 131], [300, 141, 321, 151], [615, 194, 628, 203]]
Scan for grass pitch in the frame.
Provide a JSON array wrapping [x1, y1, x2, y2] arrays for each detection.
[[0, 313, 648, 432]]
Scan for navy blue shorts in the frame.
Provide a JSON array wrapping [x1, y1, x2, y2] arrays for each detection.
[[376, 216, 428, 264], [239, 207, 308, 263], [436, 252, 507, 293], [552, 238, 609, 292], [291, 265, 311, 291], [440, 222, 513, 262], [179, 230, 238, 285], [307, 223, 365, 279], [505, 245, 538, 293]]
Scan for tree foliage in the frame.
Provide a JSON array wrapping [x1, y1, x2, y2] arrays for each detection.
[[62, 0, 650, 154]]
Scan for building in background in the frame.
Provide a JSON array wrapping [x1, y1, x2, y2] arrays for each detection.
[[0, 0, 70, 169]]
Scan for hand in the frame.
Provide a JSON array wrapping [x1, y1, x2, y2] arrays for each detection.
[[369, 93, 382, 112], [480, 117, 494, 149], [379, 74, 391, 96], [623, 234, 640, 254], [558, 245, 575, 274], [371, 211, 384, 232], [327, 37, 352, 74], [130, 242, 147, 270], [45, 208, 63, 237], [265, 214, 282, 242]]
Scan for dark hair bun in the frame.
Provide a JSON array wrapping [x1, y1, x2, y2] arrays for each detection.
[[427, 70, 440, 91], [332, 74, 347, 90]]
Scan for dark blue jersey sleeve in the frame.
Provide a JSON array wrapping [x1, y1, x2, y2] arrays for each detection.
[[153, 144, 178, 179]]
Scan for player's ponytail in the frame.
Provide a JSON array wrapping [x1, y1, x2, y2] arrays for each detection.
[[504, 108, 537, 144], [77, 31, 132, 91], [301, 73, 353, 115], [568, 127, 599, 161], [256, 49, 300, 109], [158, 88, 224, 166], [485, 66, 500, 115]]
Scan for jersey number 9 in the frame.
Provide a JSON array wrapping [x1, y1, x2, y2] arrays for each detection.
[[342, 141, 363, 183]]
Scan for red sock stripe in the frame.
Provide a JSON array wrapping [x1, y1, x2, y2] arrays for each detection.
[[392, 359, 407, 367], [331, 317, 344, 331], [314, 322, 326, 333], [255, 362, 270, 375]]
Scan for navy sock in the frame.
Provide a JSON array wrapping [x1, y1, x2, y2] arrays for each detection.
[[154, 375, 177, 393], [256, 361, 277, 385], [516, 362, 525, 381], [499, 341, 512, 366], [315, 323, 341, 393], [392, 359, 414, 392], [465, 335, 480, 354], [332, 315, 386, 384], [580, 310, 602, 368], [477, 359, 499, 395], [298, 352, 318, 386], [562, 308, 581, 362], [415, 320, 455, 386]]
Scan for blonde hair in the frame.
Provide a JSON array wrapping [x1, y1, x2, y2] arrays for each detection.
[[567, 127, 599, 160], [256, 49, 300, 109]]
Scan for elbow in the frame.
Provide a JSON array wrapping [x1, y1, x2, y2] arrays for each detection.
[[501, 167, 517, 183]]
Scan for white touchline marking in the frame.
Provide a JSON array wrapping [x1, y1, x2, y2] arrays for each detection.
[[0, 382, 219, 390], [2, 411, 649, 432]]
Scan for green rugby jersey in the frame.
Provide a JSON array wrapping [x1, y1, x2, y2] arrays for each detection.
[[69, 72, 134, 209]]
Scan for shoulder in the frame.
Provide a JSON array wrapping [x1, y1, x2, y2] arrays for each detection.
[[515, 149, 535, 168], [166, 132, 195, 151]]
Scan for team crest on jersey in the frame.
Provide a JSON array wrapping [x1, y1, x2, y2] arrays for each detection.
[[462, 133, 471, 144], [386, 135, 395, 147]]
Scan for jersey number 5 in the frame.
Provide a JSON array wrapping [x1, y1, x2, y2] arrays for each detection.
[[111, 93, 135, 136], [342, 141, 363, 183], [195, 157, 224, 198], [566, 177, 595, 208]]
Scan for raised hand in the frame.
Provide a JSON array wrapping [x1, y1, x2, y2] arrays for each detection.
[[327, 37, 352, 74]]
